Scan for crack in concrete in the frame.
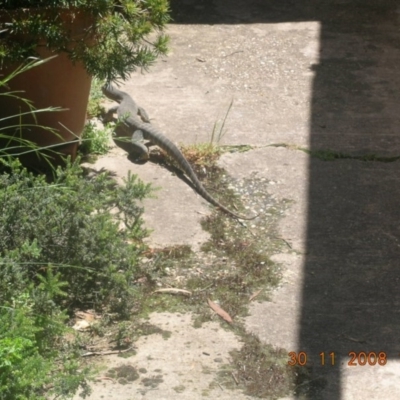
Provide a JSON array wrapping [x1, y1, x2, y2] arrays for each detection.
[[268, 143, 400, 162]]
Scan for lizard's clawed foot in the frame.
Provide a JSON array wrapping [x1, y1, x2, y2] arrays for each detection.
[[127, 152, 150, 164]]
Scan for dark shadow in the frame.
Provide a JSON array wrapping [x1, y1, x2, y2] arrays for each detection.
[[128, 150, 237, 212], [169, 0, 336, 24], [131, 149, 199, 192], [170, 1, 400, 398], [297, 2, 400, 398]]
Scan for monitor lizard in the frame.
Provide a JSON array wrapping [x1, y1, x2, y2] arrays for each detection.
[[102, 83, 256, 220]]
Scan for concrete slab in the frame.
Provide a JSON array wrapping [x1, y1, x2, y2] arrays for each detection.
[[80, 313, 253, 400], [77, 1, 400, 399]]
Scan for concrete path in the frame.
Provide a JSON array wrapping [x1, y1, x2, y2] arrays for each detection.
[[76, 1, 400, 399]]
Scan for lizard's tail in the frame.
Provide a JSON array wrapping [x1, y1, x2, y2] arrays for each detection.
[[133, 118, 257, 220]]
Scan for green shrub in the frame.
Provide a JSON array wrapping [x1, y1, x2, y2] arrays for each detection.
[[0, 158, 154, 398], [0, 158, 153, 314], [0, 39, 157, 398]]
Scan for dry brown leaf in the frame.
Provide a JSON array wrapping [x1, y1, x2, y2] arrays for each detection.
[[72, 320, 91, 331], [75, 310, 97, 322], [153, 288, 192, 296], [249, 289, 262, 302], [207, 298, 233, 323]]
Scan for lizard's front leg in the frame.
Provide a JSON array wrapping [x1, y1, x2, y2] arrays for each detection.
[[103, 105, 119, 123], [138, 107, 150, 123]]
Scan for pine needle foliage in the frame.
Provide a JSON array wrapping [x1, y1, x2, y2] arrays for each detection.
[[0, 0, 170, 81]]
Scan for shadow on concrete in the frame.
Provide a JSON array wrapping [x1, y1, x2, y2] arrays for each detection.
[[169, 1, 400, 398]]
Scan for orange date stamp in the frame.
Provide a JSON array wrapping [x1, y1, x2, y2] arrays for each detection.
[[288, 351, 387, 366]]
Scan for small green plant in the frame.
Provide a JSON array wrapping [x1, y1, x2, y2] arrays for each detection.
[[115, 321, 131, 349], [179, 142, 222, 169], [79, 121, 111, 156], [0, 274, 92, 399], [86, 77, 104, 119], [160, 100, 234, 171]]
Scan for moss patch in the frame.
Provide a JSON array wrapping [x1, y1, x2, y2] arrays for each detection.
[[106, 364, 139, 384], [213, 331, 297, 398]]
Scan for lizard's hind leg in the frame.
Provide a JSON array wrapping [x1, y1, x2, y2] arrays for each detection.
[[112, 125, 149, 161], [131, 129, 150, 160]]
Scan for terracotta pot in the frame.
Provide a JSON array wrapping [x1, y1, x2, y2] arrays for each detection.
[[0, 8, 94, 168]]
